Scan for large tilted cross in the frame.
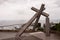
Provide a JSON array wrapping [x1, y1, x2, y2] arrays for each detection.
[[15, 4, 50, 40], [31, 7, 49, 31], [31, 5, 50, 36]]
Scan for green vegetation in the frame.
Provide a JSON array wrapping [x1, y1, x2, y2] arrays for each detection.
[[36, 23, 43, 31], [50, 23, 60, 31]]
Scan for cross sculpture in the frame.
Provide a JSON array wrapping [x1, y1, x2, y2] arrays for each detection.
[[31, 6, 50, 36], [15, 4, 50, 40]]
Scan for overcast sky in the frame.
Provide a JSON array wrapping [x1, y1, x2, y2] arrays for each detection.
[[0, 0, 60, 21]]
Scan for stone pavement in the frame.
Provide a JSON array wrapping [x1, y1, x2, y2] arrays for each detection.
[[2, 35, 42, 40], [1, 32, 60, 40], [27, 32, 60, 40]]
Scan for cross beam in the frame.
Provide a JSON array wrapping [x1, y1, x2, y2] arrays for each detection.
[[31, 7, 49, 17]]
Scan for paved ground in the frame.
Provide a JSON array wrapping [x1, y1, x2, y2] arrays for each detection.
[[0, 32, 60, 40], [2, 36, 42, 40]]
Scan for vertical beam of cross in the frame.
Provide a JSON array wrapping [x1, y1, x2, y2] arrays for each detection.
[[33, 15, 40, 31]]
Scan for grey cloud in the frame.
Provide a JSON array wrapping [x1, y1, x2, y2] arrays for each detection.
[[0, 0, 28, 4], [0, 0, 5, 4], [6, 0, 28, 4], [55, 0, 60, 7], [0, 0, 60, 21]]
